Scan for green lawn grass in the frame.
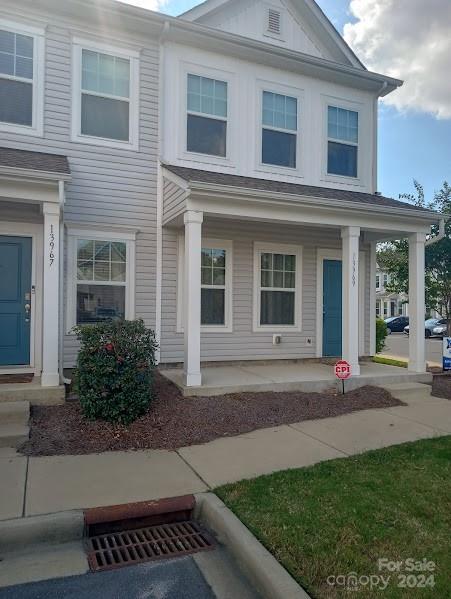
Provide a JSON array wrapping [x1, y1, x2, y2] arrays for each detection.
[[216, 437, 451, 598], [373, 355, 408, 368]]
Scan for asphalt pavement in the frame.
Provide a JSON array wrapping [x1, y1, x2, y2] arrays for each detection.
[[0, 557, 216, 599], [381, 332, 443, 364]]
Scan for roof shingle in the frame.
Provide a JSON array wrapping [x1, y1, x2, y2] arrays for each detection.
[[163, 164, 433, 214], [0, 147, 70, 175]]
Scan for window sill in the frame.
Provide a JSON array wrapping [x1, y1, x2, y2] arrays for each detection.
[[179, 150, 236, 170], [321, 172, 364, 188], [255, 162, 303, 179], [253, 325, 302, 333], [0, 121, 43, 137], [177, 326, 233, 334], [71, 132, 139, 152]]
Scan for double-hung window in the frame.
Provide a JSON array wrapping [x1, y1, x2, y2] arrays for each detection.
[[262, 91, 297, 168], [72, 40, 138, 149], [376, 274, 380, 290], [187, 74, 228, 157], [178, 238, 232, 332], [0, 23, 43, 134], [327, 106, 358, 178], [254, 243, 302, 330], [67, 230, 136, 330], [201, 247, 227, 326]]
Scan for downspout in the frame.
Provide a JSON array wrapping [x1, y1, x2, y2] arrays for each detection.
[[154, 20, 170, 364], [373, 81, 387, 194], [425, 218, 446, 246], [58, 180, 71, 386]]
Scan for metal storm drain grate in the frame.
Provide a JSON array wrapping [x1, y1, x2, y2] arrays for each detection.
[[86, 520, 215, 572]]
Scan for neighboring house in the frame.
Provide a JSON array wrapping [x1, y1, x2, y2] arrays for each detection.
[[375, 268, 408, 319], [0, 0, 443, 392]]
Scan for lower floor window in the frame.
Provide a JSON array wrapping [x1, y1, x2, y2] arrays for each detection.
[[178, 238, 232, 331], [67, 231, 135, 330], [254, 244, 301, 330], [77, 284, 125, 324]]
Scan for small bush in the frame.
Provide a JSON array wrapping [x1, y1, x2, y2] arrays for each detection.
[[73, 319, 158, 425], [376, 318, 388, 353]]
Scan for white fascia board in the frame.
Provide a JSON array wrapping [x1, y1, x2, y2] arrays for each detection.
[[187, 182, 440, 229], [0, 166, 71, 183], [165, 24, 402, 96]]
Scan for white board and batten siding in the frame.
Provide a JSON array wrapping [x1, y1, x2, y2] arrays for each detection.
[[0, 7, 160, 368], [160, 219, 371, 364]]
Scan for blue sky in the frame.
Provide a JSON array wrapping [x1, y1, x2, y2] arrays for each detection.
[[157, 0, 451, 202]]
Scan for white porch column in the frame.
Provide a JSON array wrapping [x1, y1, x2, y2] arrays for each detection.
[[341, 226, 361, 376], [369, 241, 377, 355], [184, 210, 203, 387], [41, 202, 60, 387], [408, 233, 426, 373]]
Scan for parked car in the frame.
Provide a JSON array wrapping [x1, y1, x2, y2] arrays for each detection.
[[432, 322, 449, 338], [403, 318, 447, 338], [384, 316, 409, 334]]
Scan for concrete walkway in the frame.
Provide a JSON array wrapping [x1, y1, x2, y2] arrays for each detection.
[[1, 383, 450, 520]]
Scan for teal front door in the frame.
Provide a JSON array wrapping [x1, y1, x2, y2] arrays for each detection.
[[323, 259, 342, 357], [0, 236, 32, 366]]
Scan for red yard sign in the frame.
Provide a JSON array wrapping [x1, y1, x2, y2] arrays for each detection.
[[335, 360, 351, 380]]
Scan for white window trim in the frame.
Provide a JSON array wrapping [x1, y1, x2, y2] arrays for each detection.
[[177, 236, 233, 333], [321, 95, 364, 187], [255, 79, 304, 179], [66, 227, 136, 334], [178, 61, 236, 168], [253, 242, 303, 333], [71, 37, 140, 151], [0, 19, 44, 137]]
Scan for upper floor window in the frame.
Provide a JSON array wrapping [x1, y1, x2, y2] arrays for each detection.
[[81, 50, 130, 141], [327, 106, 358, 178], [262, 91, 297, 169], [376, 274, 380, 289], [0, 23, 43, 136], [187, 74, 227, 157], [72, 39, 139, 150], [383, 273, 389, 287]]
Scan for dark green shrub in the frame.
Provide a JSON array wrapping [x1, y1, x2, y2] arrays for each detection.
[[73, 319, 158, 425], [376, 318, 388, 354]]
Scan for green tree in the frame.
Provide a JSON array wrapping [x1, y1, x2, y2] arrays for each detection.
[[377, 181, 451, 330]]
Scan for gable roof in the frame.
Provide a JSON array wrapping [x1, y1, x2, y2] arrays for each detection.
[[180, 0, 365, 69], [162, 164, 437, 216]]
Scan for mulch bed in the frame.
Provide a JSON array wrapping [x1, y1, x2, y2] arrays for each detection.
[[20, 373, 404, 457], [432, 373, 451, 400]]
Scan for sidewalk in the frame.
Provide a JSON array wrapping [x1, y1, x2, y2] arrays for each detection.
[[1, 385, 451, 520]]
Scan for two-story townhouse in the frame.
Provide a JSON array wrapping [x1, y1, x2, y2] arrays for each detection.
[[375, 269, 408, 319], [0, 0, 444, 397]]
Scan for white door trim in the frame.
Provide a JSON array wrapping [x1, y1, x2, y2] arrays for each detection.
[[0, 222, 43, 375], [316, 248, 365, 358]]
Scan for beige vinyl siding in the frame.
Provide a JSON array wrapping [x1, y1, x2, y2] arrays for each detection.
[[160, 219, 371, 363], [163, 178, 187, 224], [0, 16, 160, 368]]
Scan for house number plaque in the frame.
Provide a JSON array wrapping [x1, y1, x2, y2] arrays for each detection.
[[49, 224, 56, 267]]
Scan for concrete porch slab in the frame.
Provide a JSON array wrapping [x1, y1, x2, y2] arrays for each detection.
[[25, 450, 207, 516], [162, 362, 432, 397], [178, 425, 344, 487]]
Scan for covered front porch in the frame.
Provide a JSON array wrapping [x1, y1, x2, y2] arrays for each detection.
[[0, 147, 70, 390], [162, 164, 441, 390]]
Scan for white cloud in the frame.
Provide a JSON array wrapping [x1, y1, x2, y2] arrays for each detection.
[[117, 0, 168, 11], [344, 0, 451, 119]]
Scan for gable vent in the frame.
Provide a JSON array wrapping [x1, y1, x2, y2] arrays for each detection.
[[267, 9, 281, 35]]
